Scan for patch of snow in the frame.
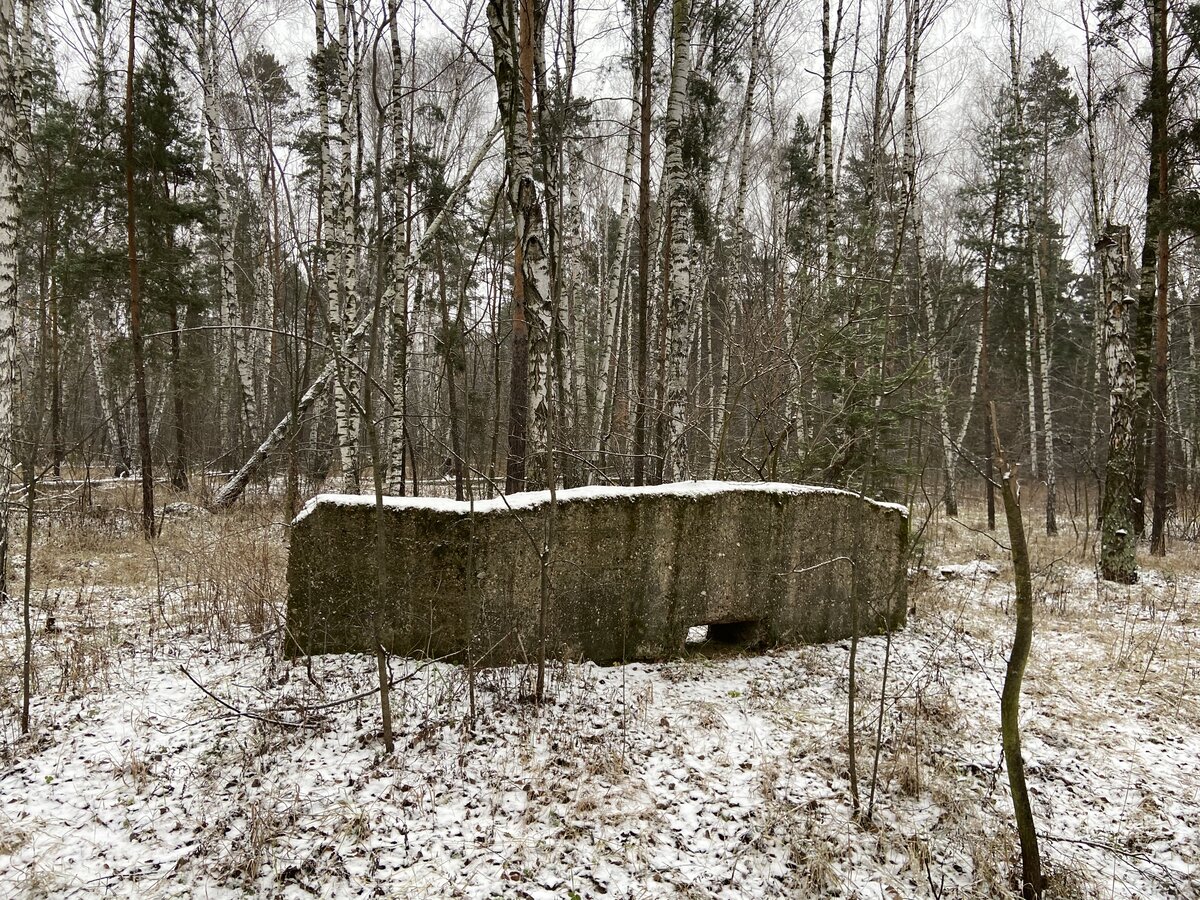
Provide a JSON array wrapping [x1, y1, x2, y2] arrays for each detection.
[[293, 480, 909, 525]]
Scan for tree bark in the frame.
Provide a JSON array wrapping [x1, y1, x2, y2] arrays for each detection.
[[991, 403, 1044, 900], [489, 0, 552, 491], [386, 0, 409, 495], [633, 0, 655, 486], [1030, 236, 1056, 533], [0, 0, 19, 601], [903, 0, 957, 515], [168, 301, 188, 489], [662, 0, 693, 482], [1100, 225, 1137, 583], [125, 0, 154, 538], [328, 0, 362, 493], [594, 91, 638, 478], [1081, 0, 1107, 463], [1148, 0, 1170, 556]]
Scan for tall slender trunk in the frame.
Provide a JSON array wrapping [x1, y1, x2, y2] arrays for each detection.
[[1132, 0, 1166, 539], [386, 0, 409, 495], [595, 91, 638, 476], [730, 0, 764, 448], [317, 0, 351, 493], [436, 243, 465, 500], [332, 0, 361, 493], [980, 176, 1004, 531], [0, 0, 20, 601], [1031, 235, 1056, 533], [83, 294, 130, 475], [820, 0, 842, 290], [1182, 292, 1197, 488], [251, 178, 273, 417], [168, 301, 188, 489], [1166, 291, 1186, 488], [991, 405, 1044, 900], [1081, 0, 1107, 461], [43, 215, 60, 477], [633, 0, 655, 486], [1100, 225, 1137, 583], [1003, 0, 1041, 483], [1148, 0, 1170, 556], [903, 0, 956, 514], [662, 0, 693, 482], [125, 0, 154, 539], [490, 0, 551, 491], [1021, 246, 1040, 481]]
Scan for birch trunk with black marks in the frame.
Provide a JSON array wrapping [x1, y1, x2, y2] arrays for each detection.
[[332, 0, 361, 493], [1003, 0, 1041, 487], [0, 0, 19, 601], [1030, 235, 1056, 533], [1148, 0, 1169, 557], [489, 0, 552, 491], [662, 0, 693, 483], [1131, 0, 1168, 540], [633, 0, 655, 486], [1081, 0, 1107, 458], [1020, 219, 1040, 482], [386, 0, 409, 495], [1099, 225, 1137, 584]]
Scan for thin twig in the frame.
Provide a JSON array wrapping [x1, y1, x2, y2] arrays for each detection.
[[180, 666, 318, 730]]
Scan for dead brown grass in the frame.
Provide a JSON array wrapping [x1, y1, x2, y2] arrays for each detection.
[[24, 485, 289, 634]]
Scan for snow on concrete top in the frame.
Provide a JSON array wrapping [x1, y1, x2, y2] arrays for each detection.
[[293, 480, 908, 525]]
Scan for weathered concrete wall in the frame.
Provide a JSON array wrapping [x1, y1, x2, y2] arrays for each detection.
[[286, 481, 908, 665]]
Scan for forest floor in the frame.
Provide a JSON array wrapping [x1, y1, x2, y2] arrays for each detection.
[[1, 484, 1198, 899]]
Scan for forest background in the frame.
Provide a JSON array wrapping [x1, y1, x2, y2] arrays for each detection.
[[0, 0, 1198, 580]]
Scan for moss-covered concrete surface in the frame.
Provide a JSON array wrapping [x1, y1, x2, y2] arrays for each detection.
[[285, 482, 908, 664]]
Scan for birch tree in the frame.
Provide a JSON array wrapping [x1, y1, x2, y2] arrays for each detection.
[[1100, 224, 1137, 583], [0, 0, 21, 600], [662, 0, 694, 482], [332, 0, 362, 493], [489, 0, 553, 490], [385, 0, 408, 495]]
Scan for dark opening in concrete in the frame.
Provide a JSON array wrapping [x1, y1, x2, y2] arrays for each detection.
[[707, 620, 765, 647]]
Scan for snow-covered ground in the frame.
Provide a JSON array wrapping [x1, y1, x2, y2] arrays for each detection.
[[1, 509, 1197, 898]]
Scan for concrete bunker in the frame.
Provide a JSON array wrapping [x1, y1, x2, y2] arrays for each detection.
[[286, 481, 909, 665]]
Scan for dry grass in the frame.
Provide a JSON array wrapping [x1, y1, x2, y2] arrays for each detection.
[[23, 485, 288, 634], [1, 484, 289, 759]]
